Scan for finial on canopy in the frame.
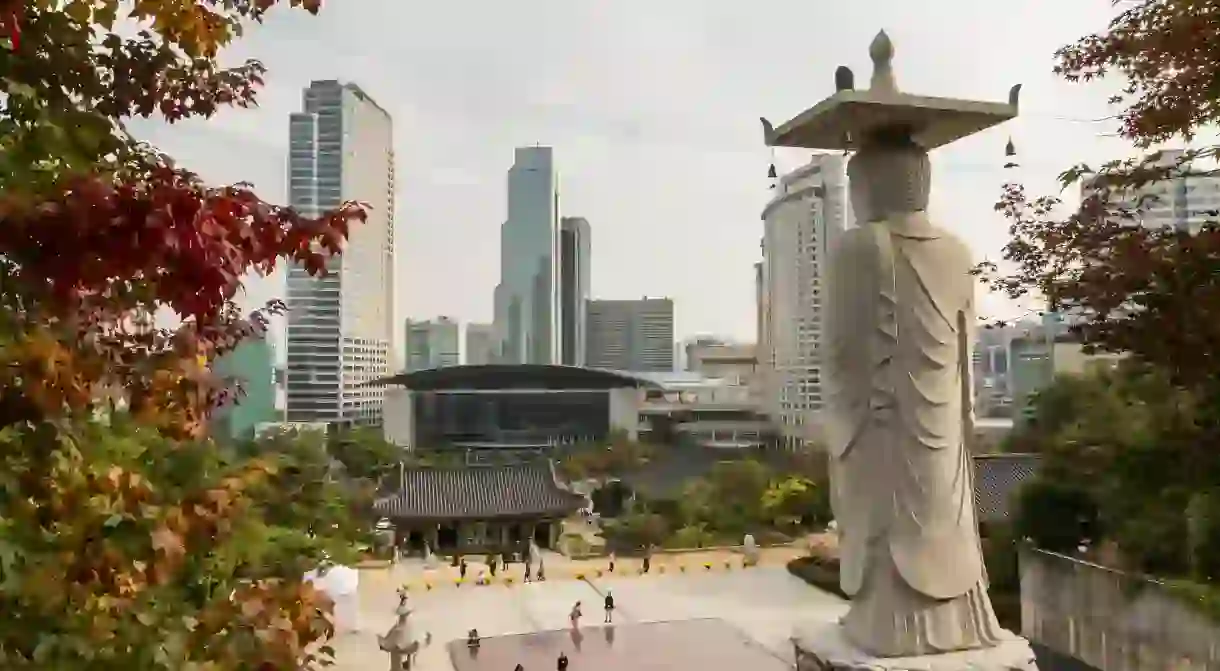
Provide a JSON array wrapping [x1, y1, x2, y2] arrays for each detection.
[[834, 65, 855, 92], [869, 30, 896, 93]]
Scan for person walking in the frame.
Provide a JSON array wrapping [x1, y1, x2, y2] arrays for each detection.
[[556, 652, 569, 671], [603, 591, 615, 624], [569, 601, 582, 629], [515, 664, 525, 671], [523, 560, 532, 583], [490, 557, 499, 578], [608, 552, 616, 573], [642, 551, 651, 574], [459, 558, 468, 580]]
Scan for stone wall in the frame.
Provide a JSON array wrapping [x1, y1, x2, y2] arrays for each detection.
[[1020, 547, 1220, 671]]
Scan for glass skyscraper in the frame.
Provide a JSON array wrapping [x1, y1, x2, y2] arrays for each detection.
[[493, 147, 560, 364], [559, 216, 591, 366]]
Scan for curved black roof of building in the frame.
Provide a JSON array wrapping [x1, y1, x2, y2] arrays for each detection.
[[373, 461, 584, 520], [371, 364, 657, 391]]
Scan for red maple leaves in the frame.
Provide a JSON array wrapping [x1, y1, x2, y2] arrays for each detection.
[[0, 0, 19, 50], [3, 165, 365, 327]]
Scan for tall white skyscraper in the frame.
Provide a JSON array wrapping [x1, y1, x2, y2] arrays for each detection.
[[493, 147, 561, 364], [284, 80, 395, 426], [759, 154, 852, 446], [559, 216, 591, 366]]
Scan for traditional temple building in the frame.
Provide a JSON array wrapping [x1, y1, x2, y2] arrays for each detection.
[[373, 460, 584, 555]]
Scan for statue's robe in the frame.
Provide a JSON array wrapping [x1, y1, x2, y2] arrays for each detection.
[[824, 212, 1004, 656]]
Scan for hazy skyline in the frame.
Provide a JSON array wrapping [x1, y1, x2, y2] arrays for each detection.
[[131, 0, 1145, 343]]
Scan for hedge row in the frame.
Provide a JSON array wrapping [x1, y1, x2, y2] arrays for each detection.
[[785, 554, 1021, 630]]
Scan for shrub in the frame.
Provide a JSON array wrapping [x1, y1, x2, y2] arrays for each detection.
[[1015, 478, 1101, 554], [786, 555, 846, 599], [668, 524, 714, 549]]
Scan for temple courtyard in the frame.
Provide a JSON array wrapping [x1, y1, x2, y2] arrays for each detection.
[[330, 562, 848, 670]]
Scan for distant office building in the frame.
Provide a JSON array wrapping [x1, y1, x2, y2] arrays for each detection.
[[559, 216, 591, 366], [754, 261, 765, 355], [465, 322, 497, 366], [493, 146, 561, 364], [211, 336, 277, 440], [404, 317, 460, 372], [680, 335, 724, 371], [585, 298, 675, 372], [1081, 148, 1220, 232], [687, 340, 757, 382], [758, 153, 852, 444], [1007, 316, 1123, 427], [284, 80, 395, 426]]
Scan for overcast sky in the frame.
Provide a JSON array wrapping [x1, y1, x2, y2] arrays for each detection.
[[132, 0, 1138, 348]]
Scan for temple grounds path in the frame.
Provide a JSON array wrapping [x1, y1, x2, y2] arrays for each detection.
[[331, 554, 847, 671]]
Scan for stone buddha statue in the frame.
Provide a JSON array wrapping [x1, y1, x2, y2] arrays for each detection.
[[822, 125, 1003, 657], [765, 29, 1036, 669]]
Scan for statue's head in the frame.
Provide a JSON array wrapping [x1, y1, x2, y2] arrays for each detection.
[[846, 125, 931, 222]]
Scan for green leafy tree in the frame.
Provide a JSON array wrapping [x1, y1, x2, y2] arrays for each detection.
[[1014, 479, 1101, 554], [1011, 364, 1212, 577], [981, 0, 1220, 584], [0, 1, 367, 668], [231, 429, 378, 563], [608, 512, 669, 551], [701, 460, 772, 534], [327, 425, 403, 484], [762, 476, 830, 531]]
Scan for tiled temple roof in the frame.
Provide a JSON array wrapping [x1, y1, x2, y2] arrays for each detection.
[[974, 453, 1041, 522], [374, 461, 583, 520]]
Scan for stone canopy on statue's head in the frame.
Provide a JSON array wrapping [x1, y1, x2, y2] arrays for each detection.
[[759, 30, 1021, 152]]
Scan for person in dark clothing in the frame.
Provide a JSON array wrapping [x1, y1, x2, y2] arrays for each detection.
[[603, 591, 615, 623], [490, 559, 498, 577], [524, 561, 532, 582], [459, 559, 468, 580], [514, 665, 525, 671], [642, 553, 651, 574], [557, 652, 569, 671]]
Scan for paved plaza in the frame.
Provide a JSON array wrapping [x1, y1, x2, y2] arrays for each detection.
[[330, 562, 847, 671]]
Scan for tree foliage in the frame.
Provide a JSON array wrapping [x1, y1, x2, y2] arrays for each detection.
[[0, 2, 369, 668], [981, 0, 1220, 585], [606, 512, 669, 552], [556, 434, 653, 483], [761, 475, 831, 531], [981, 0, 1220, 394], [229, 429, 382, 560], [327, 426, 403, 485], [1010, 364, 1219, 579], [648, 460, 828, 541]]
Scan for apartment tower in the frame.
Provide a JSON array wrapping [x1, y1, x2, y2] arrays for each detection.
[[759, 154, 851, 445]]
